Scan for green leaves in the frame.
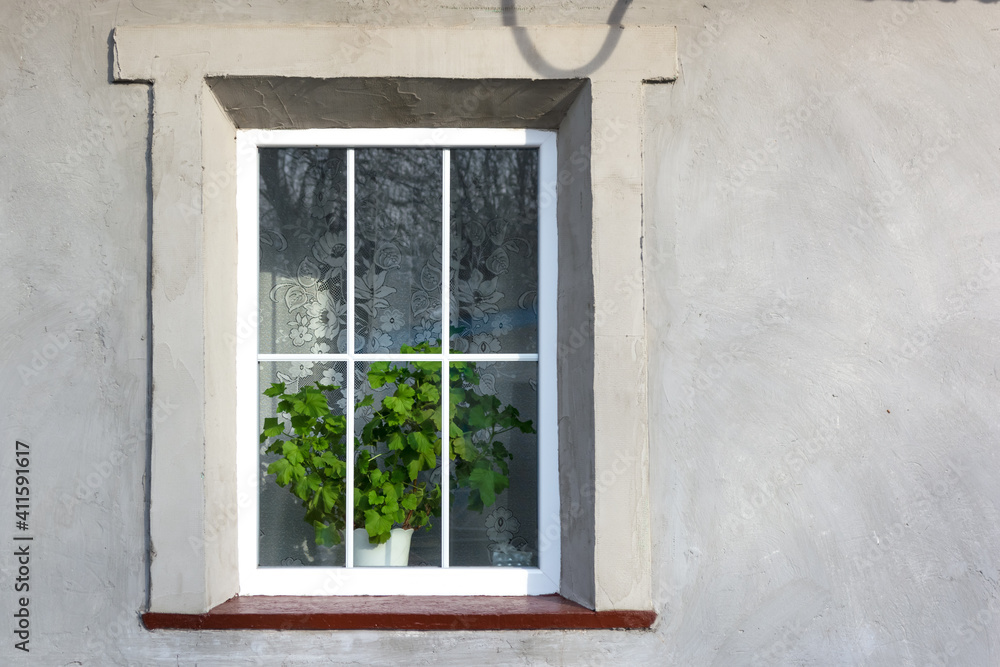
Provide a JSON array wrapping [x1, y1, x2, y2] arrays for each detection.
[[293, 389, 330, 418], [263, 382, 286, 398], [364, 510, 394, 544], [381, 395, 410, 414], [261, 417, 284, 439], [408, 431, 436, 469], [321, 485, 338, 513], [259, 381, 349, 544], [406, 458, 422, 482], [281, 441, 305, 465], [353, 345, 444, 544], [260, 338, 536, 550], [447, 357, 527, 514], [267, 458, 293, 486], [468, 463, 509, 508]]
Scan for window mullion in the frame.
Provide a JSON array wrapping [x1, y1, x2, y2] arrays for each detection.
[[345, 148, 356, 568], [440, 148, 451, 569]]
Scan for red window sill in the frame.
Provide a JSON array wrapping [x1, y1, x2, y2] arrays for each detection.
[[143, 595, 656, 631]]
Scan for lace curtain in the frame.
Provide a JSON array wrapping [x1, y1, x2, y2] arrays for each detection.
[[257, 146, 539, 567]]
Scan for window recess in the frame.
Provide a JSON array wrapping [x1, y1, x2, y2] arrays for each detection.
[[112, 24, 675, 617]]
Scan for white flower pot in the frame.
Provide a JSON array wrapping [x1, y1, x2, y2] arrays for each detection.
[[353, 527, 413, 566]]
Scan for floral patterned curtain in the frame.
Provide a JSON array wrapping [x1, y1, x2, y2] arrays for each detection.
[[256, 146, 539, 568]]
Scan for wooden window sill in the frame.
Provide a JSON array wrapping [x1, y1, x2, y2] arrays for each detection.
[[142, 595, 656, 631]]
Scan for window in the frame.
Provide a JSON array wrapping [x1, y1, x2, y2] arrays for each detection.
[[113, 24, 673, 618], [236, 129, 559, 596]]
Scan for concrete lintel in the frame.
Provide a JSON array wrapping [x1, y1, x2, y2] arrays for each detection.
[[112, 25, 677, 83], [207, 77, 588, 130]]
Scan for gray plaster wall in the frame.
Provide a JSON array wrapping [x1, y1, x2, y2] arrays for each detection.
[[2, 0, 999, 664]]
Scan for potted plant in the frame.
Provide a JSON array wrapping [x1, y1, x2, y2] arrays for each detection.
[[260, 341, 535, 566]]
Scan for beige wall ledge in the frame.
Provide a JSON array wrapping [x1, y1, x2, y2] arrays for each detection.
[[113, 25, 677, 83]]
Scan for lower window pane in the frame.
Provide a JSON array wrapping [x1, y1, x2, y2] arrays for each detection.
[[258, 360, 349, 567], [354, 361, 442, 567], [450, 361, 538, 567]]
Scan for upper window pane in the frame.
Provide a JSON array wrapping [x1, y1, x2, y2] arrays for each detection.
[[450, 149, 539, 354], [258, 148, 348, 355], [354, 148, 442, 354]]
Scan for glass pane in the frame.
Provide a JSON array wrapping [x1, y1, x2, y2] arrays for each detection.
[[450, 149, 538, 354], [258, 360, 349, 567], [354, 360, 442, 567], [449, 361, 538, 567], [258, 148, 349, 355], [355, 149, 442, 354]]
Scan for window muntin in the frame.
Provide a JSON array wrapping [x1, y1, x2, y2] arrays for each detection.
[[236, 129, 558, 596]]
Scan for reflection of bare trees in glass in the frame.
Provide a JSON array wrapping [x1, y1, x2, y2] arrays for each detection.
[[355, 148, 442, 353], [257, 146, 539, 359], [259, 149, 349, 356], [451, 149, 538, 354], [259, 148, 347, 255], [256, 144, 542, 568], [448, 150, 540, 565]]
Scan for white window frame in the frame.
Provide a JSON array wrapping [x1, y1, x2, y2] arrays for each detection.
[[235, 128, 560, 596]]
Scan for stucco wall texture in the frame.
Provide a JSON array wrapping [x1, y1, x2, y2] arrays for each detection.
[[2, 1, 999, 664]]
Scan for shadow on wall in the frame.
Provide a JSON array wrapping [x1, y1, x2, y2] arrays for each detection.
[[502, 0, 1000, 80], [500, 0, 633, 77]]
